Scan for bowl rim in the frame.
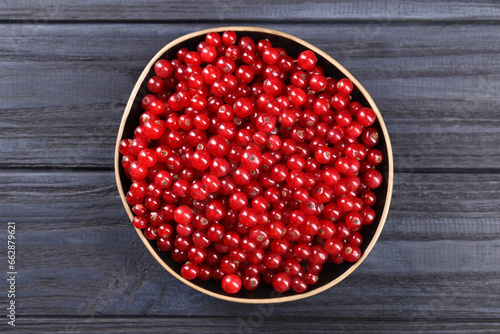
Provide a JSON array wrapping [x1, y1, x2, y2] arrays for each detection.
[[114, 26, 394, 304]]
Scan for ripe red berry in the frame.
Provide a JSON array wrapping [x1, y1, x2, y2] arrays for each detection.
[[364, 169, 383, 189], [240, 148, 263, 170], [181, 262, 200, 280], [357, 107, 376, 127], [205, 200, 226, 221], [222, 30, 237, 46], [174, 205, 193, 225], [342, 244, 361, 262], [221, 274, 242, 294], [297, 50, 317, 70], [154, 59, 174, 78], [272, 272, 292, 292], [336, 78, 353, 95]]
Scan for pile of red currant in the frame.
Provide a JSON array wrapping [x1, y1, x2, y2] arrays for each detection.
[[119, 30, 384, 295]]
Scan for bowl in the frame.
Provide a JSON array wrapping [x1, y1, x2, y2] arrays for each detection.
[[115, 26, 394, 303]]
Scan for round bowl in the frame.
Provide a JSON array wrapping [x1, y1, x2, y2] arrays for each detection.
[[115, 26, 394, 303]]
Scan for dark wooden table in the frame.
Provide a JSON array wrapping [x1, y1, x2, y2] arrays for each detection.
[[1, 1, 500, 333]]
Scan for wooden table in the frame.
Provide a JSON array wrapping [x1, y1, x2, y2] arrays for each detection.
[[2, 1, 499, 332]]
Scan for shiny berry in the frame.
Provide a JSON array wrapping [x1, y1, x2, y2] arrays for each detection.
[[297, 50, 317, 70], [364, 169, 383, 189], [272, 272, 292, 292], [342, 244, 361, 262], [221, 274, 242, 294]]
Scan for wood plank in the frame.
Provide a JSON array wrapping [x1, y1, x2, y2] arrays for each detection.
[[385, 172, 500, 241], [0, 24, 500, 170], [3, 171, 499, 239], [15, 317, 500, 334], [2, 171, 500, 318], [1, 0, 500, 22], [1, 23, 499, 170]]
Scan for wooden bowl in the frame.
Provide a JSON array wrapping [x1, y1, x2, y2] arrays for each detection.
[[115, 26, 394, 303]]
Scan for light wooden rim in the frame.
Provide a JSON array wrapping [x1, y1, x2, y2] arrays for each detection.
[[115, 26, 394, 304]]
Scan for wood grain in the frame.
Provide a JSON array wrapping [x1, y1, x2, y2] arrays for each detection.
[[0, 24, 499, 170], [3, 171, 499, 239], [3, 171, 499, 318], [15, 317, 500, 334], [1, 0, 500, 22], [2, 1, 500, 331]]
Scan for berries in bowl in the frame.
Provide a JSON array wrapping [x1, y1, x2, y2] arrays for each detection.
[[115, 26, 393, 303]]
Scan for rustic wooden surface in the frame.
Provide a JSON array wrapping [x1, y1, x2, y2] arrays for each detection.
[[1, 1, 499, 333]]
